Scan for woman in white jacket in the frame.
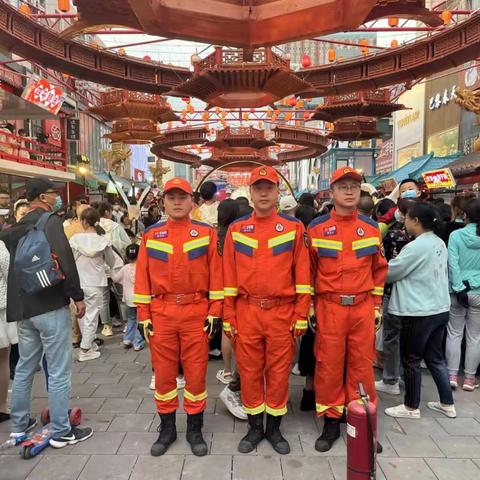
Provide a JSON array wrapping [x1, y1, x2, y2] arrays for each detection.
[[70, 208, 117, 362], [0, 240, 17, 422]]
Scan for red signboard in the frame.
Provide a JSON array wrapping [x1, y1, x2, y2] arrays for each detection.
[[43, 120, 62, 147], [422, 168, 456, 189], [134, 168, 145, 182], [376, 139, 393, 174], [22, 78, 66, 115]]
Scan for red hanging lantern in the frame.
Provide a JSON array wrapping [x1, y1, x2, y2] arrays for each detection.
[[289, 97, 297, 107], [19, 4, 32, 15], [284, 112, 293, 122], [328, 48, 336, 63], [388, 17, 399, 28], [143, 55, 152, 61], [118, 48, 126, 56], [301, 54, 312, 68], [249, 108, 256, 113], [181, 116, 187, 124], [303, 111, 311, 121], [202, 111, 210, 121], [182, 96, 191, 103], [296, 99, 304, 109], [58, 0, 70, 12]]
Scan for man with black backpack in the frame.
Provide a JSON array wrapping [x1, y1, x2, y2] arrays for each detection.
[[0, 177, 93, 448]]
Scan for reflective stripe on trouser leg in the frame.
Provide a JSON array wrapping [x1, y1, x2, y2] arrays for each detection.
[[235, 298, 266, 414], [314, 297, 348, 418], [149, 305, 181, 414], [179, 302, 210, 415], [264, 302, 295, 417]]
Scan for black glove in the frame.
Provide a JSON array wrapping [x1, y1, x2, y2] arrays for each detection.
[[456, 280, 471, 309], [204, 316, 222, 339]]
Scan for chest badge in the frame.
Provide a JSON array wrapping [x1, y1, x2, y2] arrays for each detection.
[[154, 230, 168, 239], [241, 224, 255, 233], [324, 225, 337, 236], [357, 227, 365, 237], [275, 223, 284, 232], [190, 229, 199, 237]]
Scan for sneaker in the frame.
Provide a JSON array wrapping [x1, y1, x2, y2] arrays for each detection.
[[72, 342, 80, 349], [134, 344, 145, 352], [122, 326, 127, 334], [449, 374, 458, 389], [462, 378, 479, 392], [420, 360, 427, 369], [176, 376, 186, 389], [9, 417, 38, 440], [78, 349, 101, 362], [101, 325, 113, 337], [209, 349, 222, 358], [291, 363, 301, 376], [112, 318, 123, 328], [216, 369, 233, 384], [219, 385, 247, 420], [123, 341, 133, 349], [91, 342, 99, 352], [49, 426, 93, 449], [149, 375, 155, 391], [93, 338, 104, 347], [375, 380, 400, 395], [385, 404, 421, 419], [427, 402, 456, 418]]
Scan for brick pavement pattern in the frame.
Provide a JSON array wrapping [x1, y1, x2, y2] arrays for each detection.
[[1, 335, 480, 480]]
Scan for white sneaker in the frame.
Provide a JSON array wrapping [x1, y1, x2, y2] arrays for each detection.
[[219, 385, 247, 420], [101, 325, 113, 337], [78, 349, 101, 362], [176, 376, 186, 389], [375, 380, 400, 395], [291, 363, 301, 376], [427, 402, 456, 418], [91, 342, 99, 352], [385, 404, 421, 419], [216, 369, 233, 384], [149, 375, 155, 391]]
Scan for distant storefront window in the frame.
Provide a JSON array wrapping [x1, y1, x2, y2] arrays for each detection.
[[427, 127, 459, 156], [397, 142, 422, 168]]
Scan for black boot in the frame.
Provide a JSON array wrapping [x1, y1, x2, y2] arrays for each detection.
[[315, 417, 340, 452], [300, 389, 316, 412], [377, 440, 383, 454], [265, 414, 290, 455], [186, 412, 208, 457], [151, 413, 177, 456], [238, 413, 264, 453]]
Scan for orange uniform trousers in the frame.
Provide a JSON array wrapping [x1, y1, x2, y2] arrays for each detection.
[[314, 294, 377, 418], [149, 298, 209, 415], [235, 297, 295, 416]]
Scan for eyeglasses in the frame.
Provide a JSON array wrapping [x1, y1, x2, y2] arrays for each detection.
[[334, 184, 361, 192]]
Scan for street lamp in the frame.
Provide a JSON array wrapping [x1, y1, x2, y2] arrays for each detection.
[[78, 164, 89, 194]]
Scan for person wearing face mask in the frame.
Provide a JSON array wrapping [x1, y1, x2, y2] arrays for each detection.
[[0, 176, 92, 449], [375, 180, 419, 396]]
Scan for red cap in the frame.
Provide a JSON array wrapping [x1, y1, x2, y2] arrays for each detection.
[[163, 177, 193, 195], [330, 167, 362, 185], [249, 166, 279, 186]]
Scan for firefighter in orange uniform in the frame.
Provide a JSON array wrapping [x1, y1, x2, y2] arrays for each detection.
[[223, 166, 311, 455], [308, 167, 387, 452], [134, 178, 223, 457]]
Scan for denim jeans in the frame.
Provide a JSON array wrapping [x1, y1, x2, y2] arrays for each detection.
[[400, 312, 453, 409], [446, 294, 480, 379], [123, 307, 144, 349], [11, 306, 72, 437], [382, 294, 402, 384]]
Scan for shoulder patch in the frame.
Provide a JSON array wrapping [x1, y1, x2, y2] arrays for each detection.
[[358, 214, 379, 229], [144, 221, 167, 234], [277, 212, 301, 223], [190, 219, 212, 229], [309, 213, 331, 228]]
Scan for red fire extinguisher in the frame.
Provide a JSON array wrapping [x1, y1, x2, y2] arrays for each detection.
[[346, 383, 377, 480]]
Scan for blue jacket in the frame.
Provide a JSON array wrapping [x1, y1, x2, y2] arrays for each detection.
[[387, 232, 450, 316], [448, 223, 480, 295]]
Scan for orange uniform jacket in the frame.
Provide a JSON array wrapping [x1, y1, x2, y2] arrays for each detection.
[[223, 211, 311, 328], [134, 218, 223, 320], [308, 210, 388, 303]]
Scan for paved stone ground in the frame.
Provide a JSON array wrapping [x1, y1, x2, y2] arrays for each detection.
[[1, 332, 480, 480]]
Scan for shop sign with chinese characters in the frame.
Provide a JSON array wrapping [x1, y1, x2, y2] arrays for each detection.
[[422, 168, 456, 189], [429, 86, 457, 111], [22, 78, 65, 115]]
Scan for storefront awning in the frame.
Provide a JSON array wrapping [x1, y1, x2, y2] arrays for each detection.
[[448, 152, 480, 176], [371, 153, 462, 187], [0, 158, 75, 182]]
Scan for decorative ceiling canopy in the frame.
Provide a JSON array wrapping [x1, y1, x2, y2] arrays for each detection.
[[328, 117, 383, 141]]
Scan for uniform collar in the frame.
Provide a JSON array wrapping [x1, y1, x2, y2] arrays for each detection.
[[331, 208, 358, 222], [167, 216, 190, 227], [253, 208, 277, 222]]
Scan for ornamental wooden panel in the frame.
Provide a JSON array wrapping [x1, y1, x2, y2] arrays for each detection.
[[465, 20, 480, 43], [40, 32, 65, 57], [0, 7, 8, 29], [368, 56, 396, 77], [70, 45, 96, 69], [100, 56, 125, 78], [434, 32, 462, 57], [11, 16, 35, 43], [400, 46, 428, 69]]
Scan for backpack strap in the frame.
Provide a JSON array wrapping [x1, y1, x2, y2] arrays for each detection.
[[34, 212, 54, 232]]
